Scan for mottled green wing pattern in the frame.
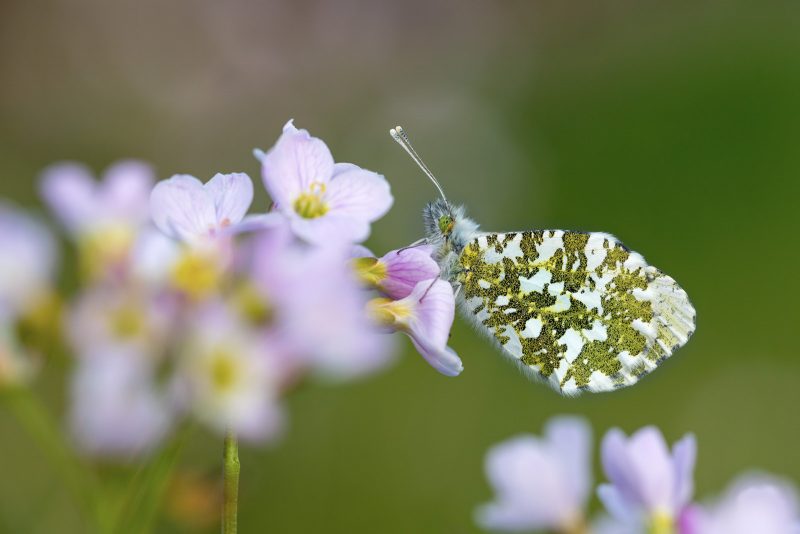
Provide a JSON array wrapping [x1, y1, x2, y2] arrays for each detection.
[[455, 231, 695, 395]]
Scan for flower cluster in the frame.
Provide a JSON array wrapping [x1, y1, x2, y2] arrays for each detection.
[[0, 120, 461, 458], [477, 417, 800, 534]]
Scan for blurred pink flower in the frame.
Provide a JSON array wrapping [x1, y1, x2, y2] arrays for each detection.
[[248, 224, 395, 380], [259, 120, 393, 244], [40, 160, 154, 236], [173, 302, 283, 441], [476, 417, 593, 532], [353, 245, 440, 300], [70, 347, 171, 457], [150, 172, 254, 244], [368, 279, 462, 376], [66, 284, 177, 360], [598, 426, 696, 532], [696, 474, 800, 534], [128, 226, 183, 285], [0, 202, 57, 318]]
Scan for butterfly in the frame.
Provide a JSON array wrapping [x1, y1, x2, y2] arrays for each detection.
[[390, 126, 696, 395]]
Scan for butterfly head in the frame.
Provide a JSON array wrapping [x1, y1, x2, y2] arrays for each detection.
[[423, 199, 478, 252], [423, 198, 454, 240], [390, 125, 479, 252]]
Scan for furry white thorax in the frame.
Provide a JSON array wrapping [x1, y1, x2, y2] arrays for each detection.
[[422, 199, 480, 283]]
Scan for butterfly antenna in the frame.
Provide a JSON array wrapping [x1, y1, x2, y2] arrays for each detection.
[[390, 125, 447, 202]]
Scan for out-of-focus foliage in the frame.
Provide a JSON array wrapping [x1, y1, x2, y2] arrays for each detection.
[[1, 1, 798, 532]]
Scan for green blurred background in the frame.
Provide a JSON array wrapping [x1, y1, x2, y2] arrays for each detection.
[[1, 1, 799, 532]]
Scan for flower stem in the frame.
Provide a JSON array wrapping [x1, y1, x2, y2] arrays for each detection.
[[222, 428, 240, 534], [2, 387, 107, 530]]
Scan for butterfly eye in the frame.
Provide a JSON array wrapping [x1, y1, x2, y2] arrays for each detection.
[[438, 215, 454, 235]]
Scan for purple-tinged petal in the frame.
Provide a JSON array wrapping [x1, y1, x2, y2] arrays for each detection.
[[401, 280, 462, 376], [546, 417, 593, 507], [222, 212, 284, 236], [478, 436, 558, 530], [601, 429, 642, 508], [477, 419, 593, 532], [70, 348, 171, 458], [597, 485, 638, 524], [672, 434, 697, 510], [102, 160, 155, 224], [406, 279, 455, 353], [261, 120, 334, 208], [626, 427, 675, 511], [591, 514, 641, 534], [150, 175, 216, 242], [290, 212, 370, 245], [248, 229, 395, 380], [173, 302, 285, 441], [40, 162, 97, 232], [332, 162, 361, 177], [378, 247, 441, 299], [205, 172, 253, 225], [325, 168, 393, 223], [129, 226, 181, 284], [350, 244, 374, 258], [409, 338, 462, 377], [0, 202, 57, 314], [600, 426, 698, 527], [698, 474, 800, 534], [677, 504, 703, 534]]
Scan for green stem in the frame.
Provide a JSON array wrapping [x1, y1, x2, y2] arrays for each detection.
[[2, 387, 106, 530], [222, 429, 240, 534], [114, 424, 192, 533]]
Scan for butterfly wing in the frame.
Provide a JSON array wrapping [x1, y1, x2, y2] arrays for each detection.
[[455, 231, 695, 395]]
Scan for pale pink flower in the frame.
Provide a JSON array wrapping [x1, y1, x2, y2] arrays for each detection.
[[40, 160, 154, 237], [353, 245, 440, 300], [696, 474, 800, 534], [173, 303, 283, 441], [368, 279, 462, 376], [0, 202, 57, 318], [598, 426, 697, 532], [70, 347, 171, 457], [259, 120, 393, 244], [150, 172, 255, 244], [66, 284, 176, 360], [476, 417, 593, 532], [248, 224, 395, 380]]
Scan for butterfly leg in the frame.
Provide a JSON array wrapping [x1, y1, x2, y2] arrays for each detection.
[[419, 277, 441, 301], [453, 283, 462, 300]]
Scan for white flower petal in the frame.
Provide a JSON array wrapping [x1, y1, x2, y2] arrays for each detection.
[[40, 162, 97, 232], [150, 174, 216, 242], [261, 120, 334, 208], [102, 160, 155, 224], [325, 168, 393, 223], [289, 213, 370, 245], [205, 172, 253, 225]]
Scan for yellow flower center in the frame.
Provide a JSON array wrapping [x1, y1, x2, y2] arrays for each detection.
[[367, 297, 413, 329], [209, 349, 239, 393], [232, 282, 273, 327], [111, 306, 145, 339], [14, 291, 61, 356], [559, 515, 589, 534], [352, 257, 388, 288], [649, 512, 676, 534], [79, 225, 135, 279], [293, 182, 329, 219], [171, 249, 222, 300]]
